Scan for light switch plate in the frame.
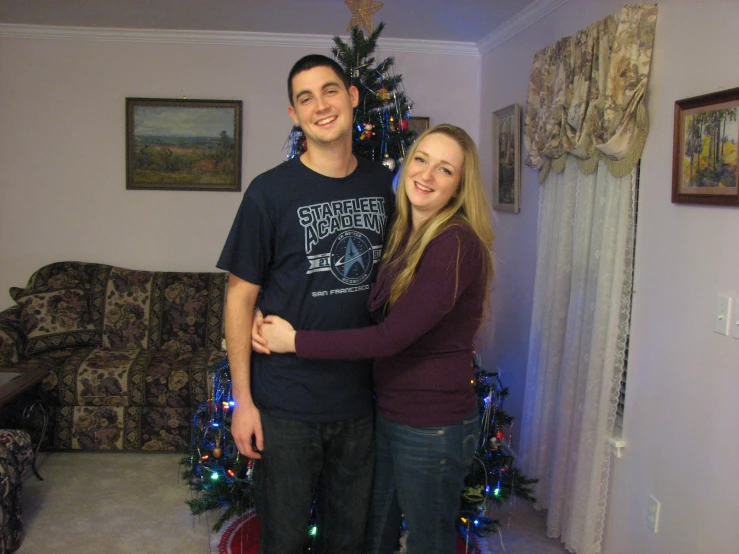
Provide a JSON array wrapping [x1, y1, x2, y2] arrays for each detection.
[[715, 295, 731, 335], [733, 297, 739, 339]]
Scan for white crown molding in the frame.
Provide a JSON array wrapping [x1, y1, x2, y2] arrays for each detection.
[[477, 0, 572, 54], [379, 37, 478, 57], [0, 23, 479, 56]]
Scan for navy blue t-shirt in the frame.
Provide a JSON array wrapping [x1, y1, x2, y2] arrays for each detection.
[[217, 156, 393, 422]]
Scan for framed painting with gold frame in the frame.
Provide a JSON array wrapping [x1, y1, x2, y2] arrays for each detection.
[[126, 97, 242, 191]]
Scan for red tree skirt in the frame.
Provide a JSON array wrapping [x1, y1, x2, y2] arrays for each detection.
[[218, 511, 261, 554], [218, 511, 480, 554]]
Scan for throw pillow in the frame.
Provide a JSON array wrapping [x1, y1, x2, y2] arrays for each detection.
[[9, 287, 25, 302], [16, 289, 101, 356]]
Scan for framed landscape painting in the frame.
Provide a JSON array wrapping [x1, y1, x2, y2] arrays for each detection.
[[492, 104, 521, 213], [672, 87, 739, 205], [126, 98, 243, 191]]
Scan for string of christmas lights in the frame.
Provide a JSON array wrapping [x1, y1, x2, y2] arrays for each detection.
[[182, 353, 537, 545]]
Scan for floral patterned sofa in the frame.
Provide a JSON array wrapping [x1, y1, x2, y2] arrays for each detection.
[[0, 262, 228, 451]]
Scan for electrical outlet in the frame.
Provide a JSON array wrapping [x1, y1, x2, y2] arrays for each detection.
[[647, 495, 661, 533]]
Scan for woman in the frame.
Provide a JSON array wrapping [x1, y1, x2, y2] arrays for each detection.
[[258, 124, 494, 553]]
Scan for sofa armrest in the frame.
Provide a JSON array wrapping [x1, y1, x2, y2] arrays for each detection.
[[0, 306, 23, 366]]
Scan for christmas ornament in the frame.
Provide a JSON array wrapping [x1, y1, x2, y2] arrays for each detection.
[[213, 447, 223, 458], [376, 87, 391, 102], [283, 125, 306, 159], [381, 154, 396, 172], [389, 115, 396, 132], [400, 118, 409, 131], [360, 123, 374, 140], [462, 485, 486, 503], [344, 0, 384, 34]]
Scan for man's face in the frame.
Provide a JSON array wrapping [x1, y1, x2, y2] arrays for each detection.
[[288, 66, 359, 147]]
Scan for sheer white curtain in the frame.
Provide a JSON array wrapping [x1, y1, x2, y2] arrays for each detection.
[[519, 156, 636, 554]]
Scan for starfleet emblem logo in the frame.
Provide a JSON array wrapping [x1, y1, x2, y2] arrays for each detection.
[[330, 230, 374, 285]]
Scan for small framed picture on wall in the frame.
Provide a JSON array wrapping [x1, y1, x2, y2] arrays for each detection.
[[672, 87, 739, 206], [492, 104, 521, 213], [408, 116, 430, 139]]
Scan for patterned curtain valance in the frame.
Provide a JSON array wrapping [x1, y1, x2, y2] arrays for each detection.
[[523, 4, 658, 182]]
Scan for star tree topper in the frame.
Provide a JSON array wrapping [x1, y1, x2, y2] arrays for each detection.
[[345, 0, 384, 34]]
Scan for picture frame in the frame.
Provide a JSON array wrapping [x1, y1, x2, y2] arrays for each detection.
[[492, 104, 521, 213], [126, 98, 243, 191], [408, 116, 430, 138], [672, 87, 739, 206]]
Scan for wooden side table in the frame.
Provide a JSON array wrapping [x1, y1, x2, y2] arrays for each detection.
[[0, 367, 49, 480]]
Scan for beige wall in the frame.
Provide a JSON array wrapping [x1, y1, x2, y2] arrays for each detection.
[[0, 34, 479, 308], [480, 1, 739, 553]]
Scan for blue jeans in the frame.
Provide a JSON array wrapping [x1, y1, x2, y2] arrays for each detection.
[[366, 409, 479, 554], [252, 412, 375, 554]]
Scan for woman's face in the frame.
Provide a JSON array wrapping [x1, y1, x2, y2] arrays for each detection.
[[404, 132, 464, 225]]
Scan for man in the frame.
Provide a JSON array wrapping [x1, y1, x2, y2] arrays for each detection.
[[217, 54, 393, 553]]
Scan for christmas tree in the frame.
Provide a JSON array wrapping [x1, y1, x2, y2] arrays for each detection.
[[180, 358, 254, 533], [456, 355, 537, 545], [285, 23, 417, 173]]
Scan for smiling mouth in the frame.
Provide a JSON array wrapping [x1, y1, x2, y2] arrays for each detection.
[[316, 116, 337, 127], [414, 181, 433, 193]]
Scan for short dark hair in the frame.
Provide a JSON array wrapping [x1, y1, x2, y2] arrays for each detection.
[[287, 54, 351, 105]]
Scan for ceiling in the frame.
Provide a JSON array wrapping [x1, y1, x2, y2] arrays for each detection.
[[0, 0, 540, 43]]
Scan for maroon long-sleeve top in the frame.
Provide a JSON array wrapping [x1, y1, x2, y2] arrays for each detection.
[[295, 223, 487, 426]]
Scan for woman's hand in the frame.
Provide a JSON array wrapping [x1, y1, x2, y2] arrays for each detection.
[[251, 309, 271, 354], [260, 315, 297, 353]]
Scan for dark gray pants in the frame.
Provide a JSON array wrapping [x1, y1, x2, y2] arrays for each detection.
[[253, 412, 375, 554]]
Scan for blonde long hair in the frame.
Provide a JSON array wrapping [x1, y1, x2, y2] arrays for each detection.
[[382, 124, 495, 310]]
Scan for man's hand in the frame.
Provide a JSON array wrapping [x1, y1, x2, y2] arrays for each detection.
[[230, 401, 264, 459], [251, 309, 271, 354]]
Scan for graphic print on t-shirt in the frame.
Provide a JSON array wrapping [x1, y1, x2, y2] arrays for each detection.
[[329, 230, 375, 285], [298, 196, 386, 286]]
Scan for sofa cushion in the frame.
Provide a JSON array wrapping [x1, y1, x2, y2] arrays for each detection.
[[15, 289, 101, 356], [39, 347, 222, 450], [102, 268, 154, 349], [41, 346, 216, 408], [100, 267, 228, 351], [51, 405, 195, 450]]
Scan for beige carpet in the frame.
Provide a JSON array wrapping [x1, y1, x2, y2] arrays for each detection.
[[19, 451, 568, 553]]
